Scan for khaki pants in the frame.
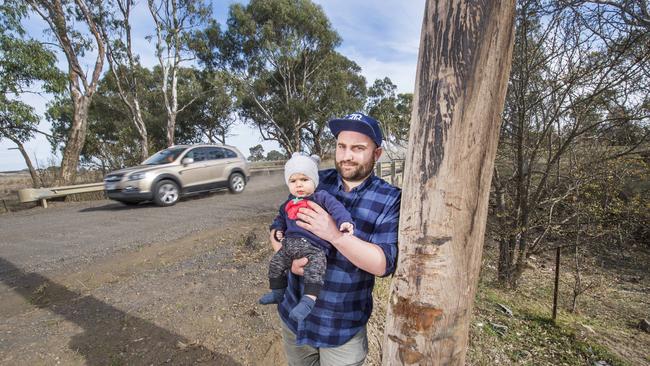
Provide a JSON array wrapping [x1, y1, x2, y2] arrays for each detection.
[[280, 321, 368, 366]]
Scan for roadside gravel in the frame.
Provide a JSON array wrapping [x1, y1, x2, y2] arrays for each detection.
[[0, 172, 287, 273]]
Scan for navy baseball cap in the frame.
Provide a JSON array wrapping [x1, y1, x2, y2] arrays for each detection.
[[328, 113, 383, 147]]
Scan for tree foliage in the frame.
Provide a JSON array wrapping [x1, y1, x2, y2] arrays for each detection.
[[248, 144, 264, 162], [47, 65, 236, 171], [0, 1, 65, 186], [265, 150, 285, 161], [366, 77, 412, 148], [174, 71, 236, 145], [148, 0, 212, 146], [196, 0, 366, 155]]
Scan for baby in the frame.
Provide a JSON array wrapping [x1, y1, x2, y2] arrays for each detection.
[[258, 153, 353, 322]]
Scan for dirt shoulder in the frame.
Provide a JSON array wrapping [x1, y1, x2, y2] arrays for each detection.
[[0, 214, 285, 365]]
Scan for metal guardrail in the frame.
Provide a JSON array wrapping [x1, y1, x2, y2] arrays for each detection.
[[17, 182, 105, 208]]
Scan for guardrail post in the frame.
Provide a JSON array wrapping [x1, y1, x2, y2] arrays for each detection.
[[2, 199, 8, 213], [375, 162, 382, 177], [40, 198, 48, 208], [390, 161, 396, 185]]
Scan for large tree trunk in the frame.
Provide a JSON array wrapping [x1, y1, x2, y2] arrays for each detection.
[[132, 101, 149, 161], [166, 112, 176, 147], [59, 96, 91, 185], [382, 1, 516, 365]]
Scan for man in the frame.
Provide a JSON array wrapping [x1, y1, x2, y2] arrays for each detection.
[[269, 113, 401, 365]]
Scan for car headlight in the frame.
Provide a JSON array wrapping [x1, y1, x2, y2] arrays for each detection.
[[128, 172, 148, 181]]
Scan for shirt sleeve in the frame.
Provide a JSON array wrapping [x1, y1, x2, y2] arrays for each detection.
[[315, 191, 353, 228], [370, 193, 401, 277], [269, 199, 288, 232]]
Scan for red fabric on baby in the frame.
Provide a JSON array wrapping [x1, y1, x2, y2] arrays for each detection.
[[285, 197, 310, 220]]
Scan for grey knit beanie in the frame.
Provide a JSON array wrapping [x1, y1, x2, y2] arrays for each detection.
[[284, 152, 321, 188]]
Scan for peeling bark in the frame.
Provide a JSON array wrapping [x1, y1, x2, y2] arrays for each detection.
[[382, 1, 516, 364]]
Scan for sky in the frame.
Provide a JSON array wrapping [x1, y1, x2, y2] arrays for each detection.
[[0, 0, 425, 172]]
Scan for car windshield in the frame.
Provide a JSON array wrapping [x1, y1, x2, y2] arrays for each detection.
[[142, 147, 187, 165]]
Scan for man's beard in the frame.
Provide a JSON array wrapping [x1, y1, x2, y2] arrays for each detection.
[[336, 157, 376, 181]]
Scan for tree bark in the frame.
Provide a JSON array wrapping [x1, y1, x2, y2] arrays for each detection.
[[60, 96, 91, 184], [382, 1, 516, 365], [133, 101, 149, 160]]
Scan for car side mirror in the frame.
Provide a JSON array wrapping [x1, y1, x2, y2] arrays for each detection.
[[181, 157, 194, 165]]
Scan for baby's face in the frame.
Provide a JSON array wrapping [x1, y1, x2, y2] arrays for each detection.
[[288, 173, 315, 197]]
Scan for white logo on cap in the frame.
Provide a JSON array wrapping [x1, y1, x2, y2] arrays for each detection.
[[347, 113, 363, 121]]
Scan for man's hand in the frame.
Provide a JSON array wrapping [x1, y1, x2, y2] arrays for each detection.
[[291, 257, 308, 276], [296, 201, 343, 243]]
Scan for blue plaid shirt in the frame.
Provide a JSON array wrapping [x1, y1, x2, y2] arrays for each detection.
[[272, 169, 401, 347]]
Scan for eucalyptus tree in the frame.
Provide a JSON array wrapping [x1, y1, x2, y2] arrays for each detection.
[[366, 77, 413, 149], [99, 0, 150, 161], [47, 67, 165, 171], [0, 2, 65, 187], [382, 1, 516, 363], [147, 0, 211, 147], [23, 0, 106, 185], [174, 71, 236, 145], [196, 0, 366, 155]]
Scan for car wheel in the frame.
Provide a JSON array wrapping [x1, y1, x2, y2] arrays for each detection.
[[154, 180, 180, 206], [228, 173, 246, 194]]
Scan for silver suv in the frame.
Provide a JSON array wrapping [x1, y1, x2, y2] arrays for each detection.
[[104, 144, 250, 206]]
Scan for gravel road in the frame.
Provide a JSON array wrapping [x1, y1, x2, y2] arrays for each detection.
[[0, 171, 287, 273], [0, 172, 294, 365]]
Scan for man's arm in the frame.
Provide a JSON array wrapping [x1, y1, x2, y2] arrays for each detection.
[[314, 191, 353, 228], [331, 235, 387, 276], [296, 200, 399, 276]]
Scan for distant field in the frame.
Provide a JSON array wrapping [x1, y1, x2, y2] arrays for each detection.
[[0, 170, 106, 215], [0, 172, 32, 200]]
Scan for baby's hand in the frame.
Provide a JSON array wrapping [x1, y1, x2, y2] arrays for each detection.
[[339, 222, 354, 236], [274, 230, 285, 241]]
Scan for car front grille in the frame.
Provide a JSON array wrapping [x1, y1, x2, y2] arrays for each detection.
[[104, 173, 124, 182]]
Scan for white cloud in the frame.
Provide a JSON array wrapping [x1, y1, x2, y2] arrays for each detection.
[[342, 45, 418, 94], [315, 0, 424, 93]]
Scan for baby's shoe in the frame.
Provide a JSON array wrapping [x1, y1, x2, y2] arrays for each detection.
[[289, 296, 316, 322], [259, 288, 285, 305]]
